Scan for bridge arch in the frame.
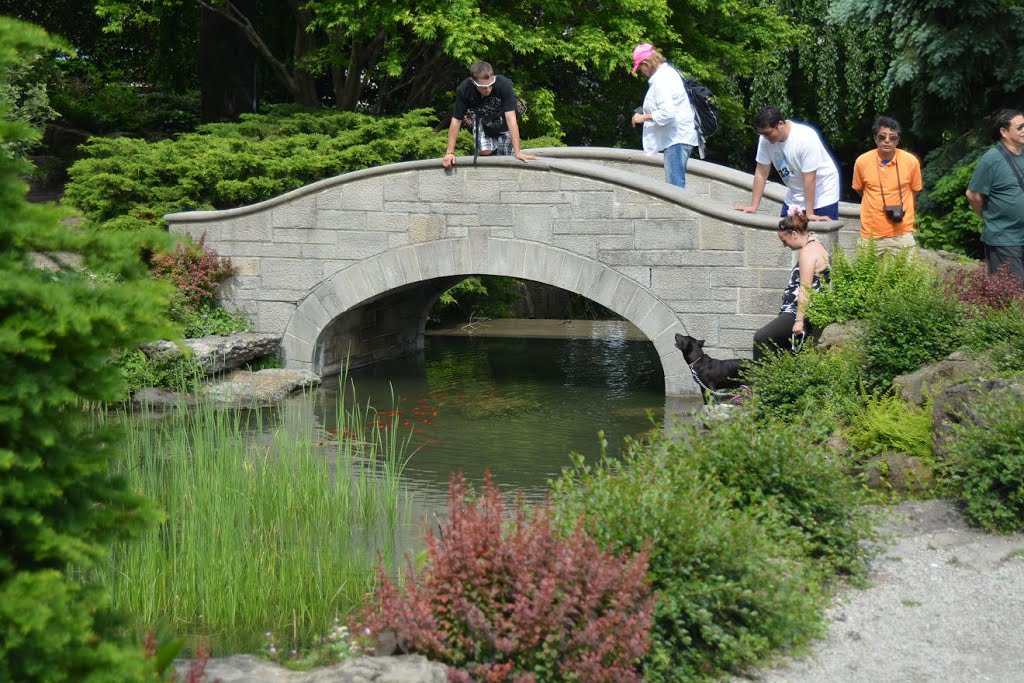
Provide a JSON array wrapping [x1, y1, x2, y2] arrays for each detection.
[[166, 147, 850, 397], [286, 237, 695, 394]]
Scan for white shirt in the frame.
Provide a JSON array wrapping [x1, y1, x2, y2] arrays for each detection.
[[641, 64, 699, 154], [755, 121, 840, 208]]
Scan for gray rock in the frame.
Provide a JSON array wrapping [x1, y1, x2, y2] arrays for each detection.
[[863, 452, 934, 494], [131, 387, 193, 410], [203, 369, 321, 406], [817, 320, 867, 353], [893, 350, 989, 406], [176, 654, 447, 683], [141, 333, 282, 376], [931, 378, 1024, 461], [916, 248, 981, 282]]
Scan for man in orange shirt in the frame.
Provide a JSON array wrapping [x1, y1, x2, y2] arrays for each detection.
[[852, 116, 923, 254]]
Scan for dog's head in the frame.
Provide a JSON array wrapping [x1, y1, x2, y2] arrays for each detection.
[[674, 333, 705, 365]]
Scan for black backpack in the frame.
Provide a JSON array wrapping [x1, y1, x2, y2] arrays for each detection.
[[683, 75, 719, 139]]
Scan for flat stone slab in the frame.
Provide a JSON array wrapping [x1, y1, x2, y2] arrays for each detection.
[[175, 654, 447, 683], [202, 368, 321, 406]]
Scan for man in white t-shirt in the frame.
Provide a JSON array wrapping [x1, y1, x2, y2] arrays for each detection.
[[734, 106, 840, 221], [630, 44, 699, 189]]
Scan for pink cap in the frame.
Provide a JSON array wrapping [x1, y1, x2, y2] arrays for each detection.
[[632, 44, 656, 73]]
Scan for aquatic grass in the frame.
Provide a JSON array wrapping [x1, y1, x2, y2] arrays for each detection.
[[96, 378, 412, 655]]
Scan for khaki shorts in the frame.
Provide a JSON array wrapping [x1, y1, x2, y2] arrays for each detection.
[[860, 232, 917, 256]]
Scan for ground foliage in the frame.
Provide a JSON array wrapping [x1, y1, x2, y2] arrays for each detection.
[[0, 17, 176, 681], [844, 394, 933, 463], [861, 271, 963, 390], [743, 346, 866, 425], [548, 415, 875, 681], [941, 394, 1024, 533], [361, 472, 655, 682], [806, 245, 929, 328]]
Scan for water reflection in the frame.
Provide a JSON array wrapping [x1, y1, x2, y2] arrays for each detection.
[[314, 322, 680, 505]]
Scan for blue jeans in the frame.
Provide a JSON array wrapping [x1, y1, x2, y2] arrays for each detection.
[[662, 143, 693, 189], [781, 201, 839, 220]]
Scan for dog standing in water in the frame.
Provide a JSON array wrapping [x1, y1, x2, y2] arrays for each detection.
[[674, 333, 746, 404]]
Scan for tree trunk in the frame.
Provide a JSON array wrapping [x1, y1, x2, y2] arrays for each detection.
[[290, 4, 320, 107], [198, 0, 258, 121]]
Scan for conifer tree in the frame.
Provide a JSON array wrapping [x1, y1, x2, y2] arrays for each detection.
[[0, 17, 175, 681]]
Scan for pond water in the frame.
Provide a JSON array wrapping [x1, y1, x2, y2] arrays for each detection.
[[308, 319, 700, 533]]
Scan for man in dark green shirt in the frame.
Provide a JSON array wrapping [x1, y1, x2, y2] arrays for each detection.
[[967, 108, 1024, 281]]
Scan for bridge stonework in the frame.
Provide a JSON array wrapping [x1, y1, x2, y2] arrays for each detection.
[[166, 147, 856, 397]]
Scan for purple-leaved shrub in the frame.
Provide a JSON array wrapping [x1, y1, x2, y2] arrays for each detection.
[[150, 233, 235, 307], [360, 472, 654, 682], [946, 263, 1024, 312]]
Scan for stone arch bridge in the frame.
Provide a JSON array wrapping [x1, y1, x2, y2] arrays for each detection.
[[166, 147, 857, 397]]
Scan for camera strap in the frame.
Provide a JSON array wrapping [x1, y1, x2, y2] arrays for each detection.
[[876, 152, 904, 209], [997, 144, 1024, 194]]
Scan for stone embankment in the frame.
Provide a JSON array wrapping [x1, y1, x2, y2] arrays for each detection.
[[133, 332, 320, 408]]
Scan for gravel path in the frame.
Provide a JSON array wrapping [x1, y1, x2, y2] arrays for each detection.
[[735, 499, 1024, 683]]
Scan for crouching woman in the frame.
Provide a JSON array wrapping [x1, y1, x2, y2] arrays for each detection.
[[753, 207, 831, 360]]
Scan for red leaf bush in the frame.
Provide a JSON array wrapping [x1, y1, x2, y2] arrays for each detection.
[[150, 233, 235, 307], [946, 263, 1024, 313], [360, 472, 654, 682]]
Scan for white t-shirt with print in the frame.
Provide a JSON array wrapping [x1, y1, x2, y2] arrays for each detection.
[[755, 121, 840, 208]]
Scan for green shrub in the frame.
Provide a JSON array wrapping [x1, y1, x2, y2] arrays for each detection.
[[551, 426, 836, 681], [744, 346, 866, 424], [115, 347, 205, 397], [171, 298, 253, 338], [66, 107, 457, 233], [845, 394, 933, 462], [673, 414, 876, 578], [807, 245, 933, 329], [862, 273, 963, 390], [915, 153, 984, 256], [941, 395, 1024, 533], [430, 276, 527, 323], [0, 17, 175, 680]]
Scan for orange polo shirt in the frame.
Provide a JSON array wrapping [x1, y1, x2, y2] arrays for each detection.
[[852, 148, 923, 239]]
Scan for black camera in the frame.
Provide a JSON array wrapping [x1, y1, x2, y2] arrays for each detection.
[[884, 204, 905, 222]]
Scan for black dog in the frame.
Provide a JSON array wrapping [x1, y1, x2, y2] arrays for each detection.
[[674, 333, 746, 403]]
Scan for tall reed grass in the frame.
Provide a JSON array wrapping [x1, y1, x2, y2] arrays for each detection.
[[95, 378, 412, 654]]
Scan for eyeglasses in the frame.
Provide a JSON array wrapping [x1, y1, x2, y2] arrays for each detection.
[[876, 133, 900, 142], [471, 77, 496, 89]]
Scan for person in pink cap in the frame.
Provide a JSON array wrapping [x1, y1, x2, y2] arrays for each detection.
[[630, 44, 699, 189]]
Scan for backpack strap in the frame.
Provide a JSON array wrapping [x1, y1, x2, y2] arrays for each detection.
[[996, 144, 1024, 194]]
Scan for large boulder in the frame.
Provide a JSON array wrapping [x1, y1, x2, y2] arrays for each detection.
[[141, 332, 281, 375], [863, 451, 934, 494], [931, 378, 1024, 461], [203, 368, 321, 406], [817, 320, 867, 353], [893, 351, 992, 406], [176, 654, 447, 683]]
